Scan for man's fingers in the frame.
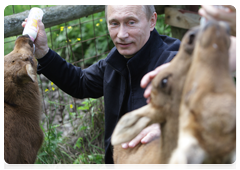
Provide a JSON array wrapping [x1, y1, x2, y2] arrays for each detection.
[[22, 18, 28, 27], [121, 134, 142, 148], [200, 5, 234, 22], [121, 142, 129, 149], [128, 132, 145, 148], [120, 123, 161, 149], [141, 71, 157, 88], [22, 22, 26, 27], [155, 63, 170, 72], [141, 132, 158, 144], [37, 19, 45, 30], [223, 5, 236, 12], [141, 123, 161, 143], [22, 22, 27, 27], [141, 63, 170, 89], [143, 84, 152, 99]]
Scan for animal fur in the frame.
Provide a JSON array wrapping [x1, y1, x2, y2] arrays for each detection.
[[4, 35, 43, 164], [169, 21, 236, 164]]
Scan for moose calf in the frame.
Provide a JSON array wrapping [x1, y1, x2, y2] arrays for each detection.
[[169, 21, 236, 164], [4, 35, 43, 164]]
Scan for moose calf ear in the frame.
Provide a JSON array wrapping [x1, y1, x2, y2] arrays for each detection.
[[111, 116, 151, 145], [111, 105, 153, 145], [17, 64, 36, 83], [26, 64, 37, 82]]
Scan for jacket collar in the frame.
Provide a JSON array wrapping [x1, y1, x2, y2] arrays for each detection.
[[106, 28, 163, 76]]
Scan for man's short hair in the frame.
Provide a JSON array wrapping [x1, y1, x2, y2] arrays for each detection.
[[105, 5, 156, 21], [143, 5, 156, 20]]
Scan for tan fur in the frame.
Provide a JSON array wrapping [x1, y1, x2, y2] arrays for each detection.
[[113, 138, 161, 164], [111, 27, 199, 163], [169, 21, 236, 164], [4, 35, 44, 164]]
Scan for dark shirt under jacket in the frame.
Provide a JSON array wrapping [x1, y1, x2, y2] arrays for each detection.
[[37, 28, 181, 164]]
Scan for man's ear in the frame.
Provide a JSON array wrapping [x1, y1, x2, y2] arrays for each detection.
[[150, 12, 157, 31]]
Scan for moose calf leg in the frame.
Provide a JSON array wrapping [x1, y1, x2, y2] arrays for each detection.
[[168, 132, 206, 169]]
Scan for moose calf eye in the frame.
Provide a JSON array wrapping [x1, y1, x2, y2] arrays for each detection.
[[161, 78, 168, 88]]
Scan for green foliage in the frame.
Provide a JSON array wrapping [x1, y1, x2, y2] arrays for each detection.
[[72, 98, 105, 164], [73, 137, 104, 164], [48, 11, 114, 67], [35, 97, 105, 164], [36, 123, 69, 164], [73, 153, 104, 164], [155, 14, 172, 37], [4, 5, 53, 16], [4, 37, 16, 55]]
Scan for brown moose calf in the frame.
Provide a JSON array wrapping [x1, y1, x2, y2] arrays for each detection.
[[169, 21, 236, 164], [4, 35, 43, 164]]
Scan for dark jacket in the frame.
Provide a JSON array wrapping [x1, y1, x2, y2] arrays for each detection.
[[37, 28, 180, 164]]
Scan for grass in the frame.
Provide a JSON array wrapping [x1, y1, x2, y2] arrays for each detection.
[[35, 79, 105, 164]]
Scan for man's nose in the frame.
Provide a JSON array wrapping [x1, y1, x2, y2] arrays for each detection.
[[117, 25, 129, 40]]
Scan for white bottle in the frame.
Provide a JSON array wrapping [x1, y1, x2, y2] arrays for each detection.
[[22, 7, 44, 42]]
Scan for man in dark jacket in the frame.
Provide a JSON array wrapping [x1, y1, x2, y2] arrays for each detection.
[[22, 5, 181, 163]]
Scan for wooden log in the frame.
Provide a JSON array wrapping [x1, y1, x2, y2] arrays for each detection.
[[4, 5, 105, 38], [164, 7, 201, 29]]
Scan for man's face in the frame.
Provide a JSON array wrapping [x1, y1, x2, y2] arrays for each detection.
[[107, 5, 155, 58]]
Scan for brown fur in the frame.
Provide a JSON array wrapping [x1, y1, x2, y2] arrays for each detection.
[[111, 26, 199, 163], [4, 35, 43, 164], [113, 138, 161, 164], [169, 21, 236, 164]]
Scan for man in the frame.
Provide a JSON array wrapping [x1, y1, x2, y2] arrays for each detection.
[[22, 5, 180, 163]]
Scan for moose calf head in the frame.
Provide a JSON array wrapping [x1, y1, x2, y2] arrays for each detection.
[[4, 35, 37, 103]]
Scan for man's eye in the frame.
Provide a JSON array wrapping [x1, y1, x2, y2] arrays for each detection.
[[111, 22, 118, 26], [129, 21, 135, 25]]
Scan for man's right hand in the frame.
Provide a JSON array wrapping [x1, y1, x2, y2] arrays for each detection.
[[22, 19, 49, 59]]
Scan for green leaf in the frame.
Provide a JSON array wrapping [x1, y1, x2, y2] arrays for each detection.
[[74, 137, 83, 149]]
